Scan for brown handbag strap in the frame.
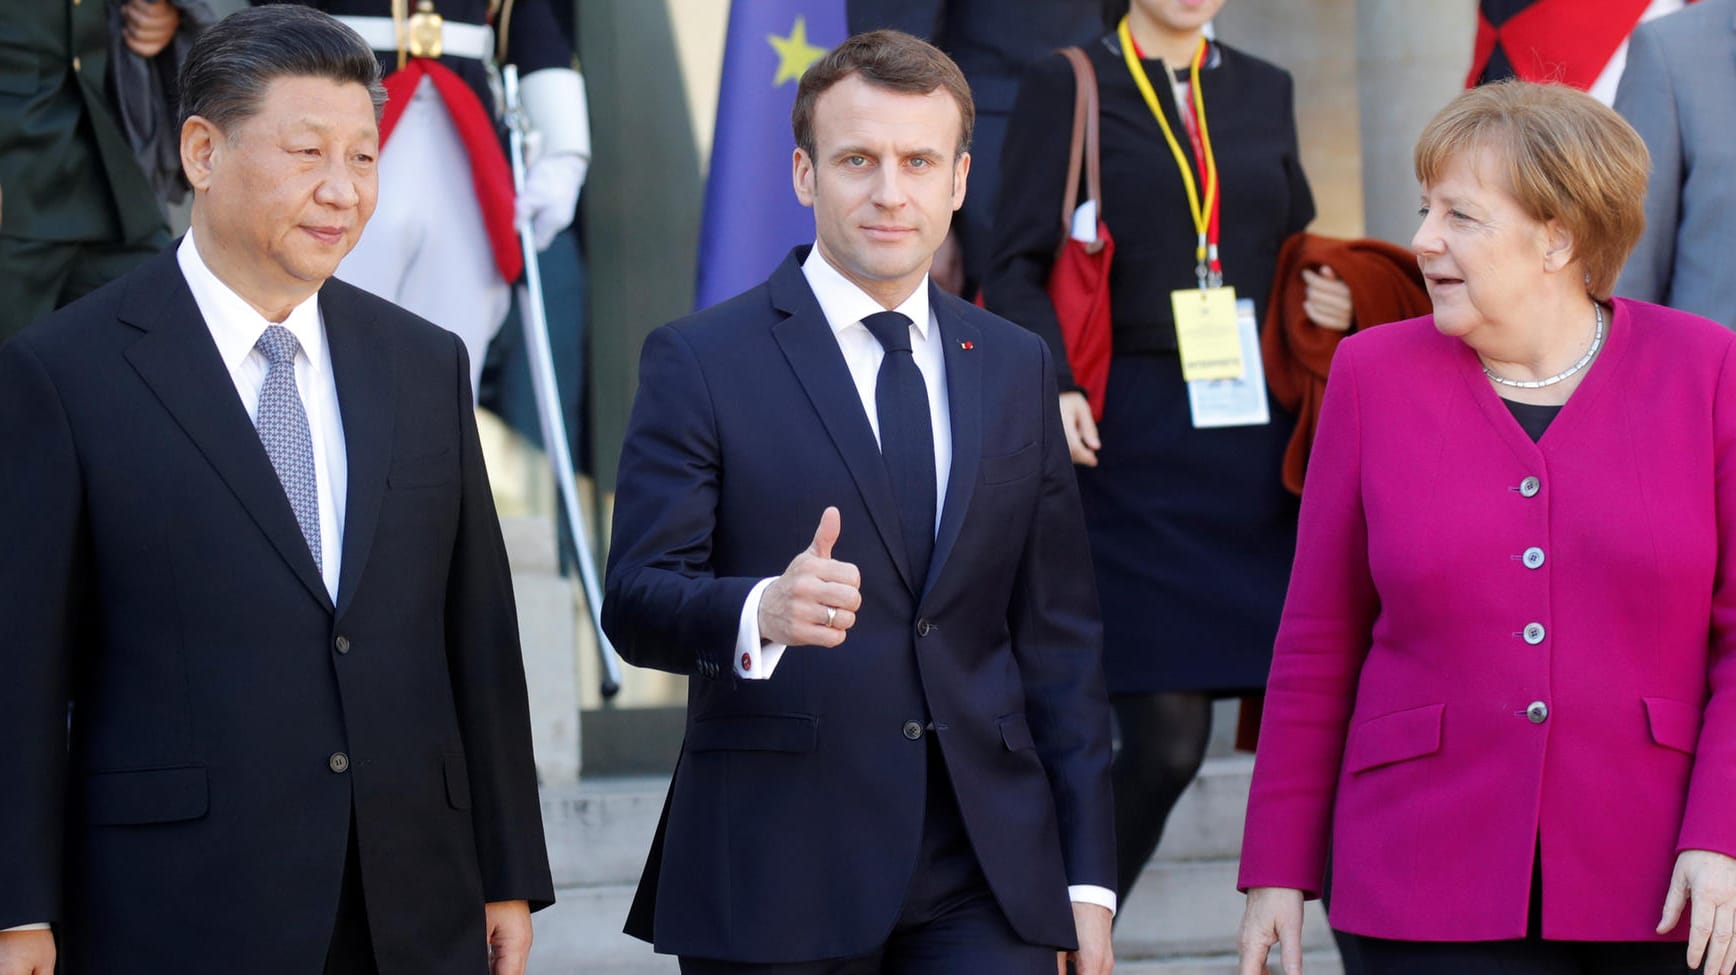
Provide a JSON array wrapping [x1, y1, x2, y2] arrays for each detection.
[[1056, 46, 1103, 235]]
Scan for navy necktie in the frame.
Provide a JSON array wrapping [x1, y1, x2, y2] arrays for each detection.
[[862, 311, 936, 588]]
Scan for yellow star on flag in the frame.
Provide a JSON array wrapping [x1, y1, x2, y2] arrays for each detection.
[[768, 16, 828, 87]]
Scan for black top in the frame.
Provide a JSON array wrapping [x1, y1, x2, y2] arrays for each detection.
[[983, 34, 1315, 386], [1503, 397, 1564, 442]]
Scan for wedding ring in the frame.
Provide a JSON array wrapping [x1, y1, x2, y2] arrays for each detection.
[[825, 606, 837, 627]]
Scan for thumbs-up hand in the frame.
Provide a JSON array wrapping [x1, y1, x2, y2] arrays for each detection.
[[758, 506, 863, 648]]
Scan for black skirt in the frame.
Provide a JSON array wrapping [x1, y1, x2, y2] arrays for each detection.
[[1076, 352, 1299, 694]]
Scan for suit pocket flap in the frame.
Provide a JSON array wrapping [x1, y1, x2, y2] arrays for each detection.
[[85, 766, 208, 825], [1344, 704, 1444, 774], [443, 752, 472, 810], [999, 713, 1035, 751], [980, 443, 1038, 485], [687, 713, 819, 753], [1645, 697, 1702, 755]]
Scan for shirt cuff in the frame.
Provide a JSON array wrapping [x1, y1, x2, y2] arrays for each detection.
[[734, 577, 787, 679], [2, 923, 50, 932], [1068, 885, 1117, 917]]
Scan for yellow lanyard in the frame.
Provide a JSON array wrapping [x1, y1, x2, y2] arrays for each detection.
[[1118, 18, 1219, 287]]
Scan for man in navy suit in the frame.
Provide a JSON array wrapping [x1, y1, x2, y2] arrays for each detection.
[[603, 29, 1115, 975]]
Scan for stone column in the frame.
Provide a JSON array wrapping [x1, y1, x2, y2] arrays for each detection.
[[1354, 0, 1479, 244]]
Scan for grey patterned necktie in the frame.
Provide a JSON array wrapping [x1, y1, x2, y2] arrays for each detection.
[[254, 325, 321, 567]]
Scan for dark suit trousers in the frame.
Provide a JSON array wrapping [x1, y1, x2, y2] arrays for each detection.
[[324, 815, 379, 975], [679, 739, 1055, 975]]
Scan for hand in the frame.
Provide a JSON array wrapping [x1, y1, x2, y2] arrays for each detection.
[[1300, 265, 1353, 333], [1238, 886, 1305, 975], [0, 929, 56, 975], [121, 0, 181, 58], [485, 900, 533, 975], [515, 153, 586, 253], [1057, 902, 1113, 975], [1058, 391, 1100, 468], [1659, 849, 1736, 975], [757, 506, 862, 648]]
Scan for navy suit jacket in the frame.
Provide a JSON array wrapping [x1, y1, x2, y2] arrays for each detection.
[[603, 248, 1116, 963], [0, 248, 553, 974]]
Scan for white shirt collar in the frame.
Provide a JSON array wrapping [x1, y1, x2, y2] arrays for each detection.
[[177, 232, 326, 373], [801, 244, 933, 340]]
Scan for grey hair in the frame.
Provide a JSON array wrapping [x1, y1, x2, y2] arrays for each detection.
[[178, 4, 387, 132]]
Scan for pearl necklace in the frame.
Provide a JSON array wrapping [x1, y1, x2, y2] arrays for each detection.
[[1482, 303, 1605, 390]]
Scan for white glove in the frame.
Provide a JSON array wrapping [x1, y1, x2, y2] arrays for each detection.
[[515, 67, 591, 253]]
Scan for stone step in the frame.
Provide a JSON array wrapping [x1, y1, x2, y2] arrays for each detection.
[[544, 755, 1258, 890], [526, 881, 1337, 973]]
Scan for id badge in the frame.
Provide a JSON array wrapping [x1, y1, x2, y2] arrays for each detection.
[[1187, 298, 1271, 428], [1172, 286, 1243, 381]]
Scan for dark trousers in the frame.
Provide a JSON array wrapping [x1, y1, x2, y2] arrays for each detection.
[[0, 233, 167, 344], [679, 740, 1055, 975], [324, 817, 379, 975]]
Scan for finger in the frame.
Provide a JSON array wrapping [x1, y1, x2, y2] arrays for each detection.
[[1661, 868, 1688, 933], [1237, 937, 1270, 975], [809, 506, 841, 560], [1711, 902, 1736, 975], [1055, 951, 1068, 975], [1076, 407, 1101, 451], [1691, 893, 1715, 970], [1318, 264, 1339, 280], [811, 559, 864, 593], [1279, 914, 1305, 975], [1061, 420, 1096, 467], [826, 608, 858, 631], [811, 579, 863, 613]]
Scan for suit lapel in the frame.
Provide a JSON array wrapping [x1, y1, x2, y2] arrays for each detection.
[[925, 293, 981, 601], [323, 282, 393, 618], [768, 252, 919, 593], [120, 249, 333, 611]]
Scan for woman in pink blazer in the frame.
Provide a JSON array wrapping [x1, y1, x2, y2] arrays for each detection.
[[1237, 82, 1736, 975]]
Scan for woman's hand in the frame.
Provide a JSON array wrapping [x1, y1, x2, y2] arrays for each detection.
[[1239, 886, 1305, 975], [1058, 391, 1100, 467], [122, 0, 181, 58], [1660, 849, 1736, 975], [1301, 265, 1353, 333]]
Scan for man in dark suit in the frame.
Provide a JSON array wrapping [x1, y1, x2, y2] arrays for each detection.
[[604, 30, 1115, 975], [0, 7, 552, 974]]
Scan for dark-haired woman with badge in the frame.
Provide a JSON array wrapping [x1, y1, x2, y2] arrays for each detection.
[[985, 0, 1351, 907]]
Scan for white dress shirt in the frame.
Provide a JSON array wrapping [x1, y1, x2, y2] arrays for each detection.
[[179, 233, 348, 600], [727, 246, 1116, 917]]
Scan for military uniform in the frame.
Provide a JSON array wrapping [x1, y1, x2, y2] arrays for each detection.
[[0, 1, 170, 344]]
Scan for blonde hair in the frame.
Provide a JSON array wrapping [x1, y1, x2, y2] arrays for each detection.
[[1414, 81, 1648, 300]]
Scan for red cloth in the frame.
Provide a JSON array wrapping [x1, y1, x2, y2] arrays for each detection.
[[1260, 232, 1431, 496], [1467, 0, 1652, 90], [380, 60, 523, 283]]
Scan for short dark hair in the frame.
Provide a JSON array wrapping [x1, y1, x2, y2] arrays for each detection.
[[791, 30, 974, 161], [179, 5, 387, 132]]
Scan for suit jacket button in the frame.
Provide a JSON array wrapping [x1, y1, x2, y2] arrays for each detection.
[[1523, 622, 1546, 645], [1526, 701, 1549, 724], [902, 720, 924, 741], [334, 635, 351, 654], [1520, 476, 1541, 498], [329, 752, 350, 773], [916, 619, 933, 637], [1522, 547, 1545, 569]]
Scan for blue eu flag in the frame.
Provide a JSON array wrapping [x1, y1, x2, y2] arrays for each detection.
[[694, 2, 846, 310]]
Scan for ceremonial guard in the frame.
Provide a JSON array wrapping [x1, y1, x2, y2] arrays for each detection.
[[265, 0, 591, 392]]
